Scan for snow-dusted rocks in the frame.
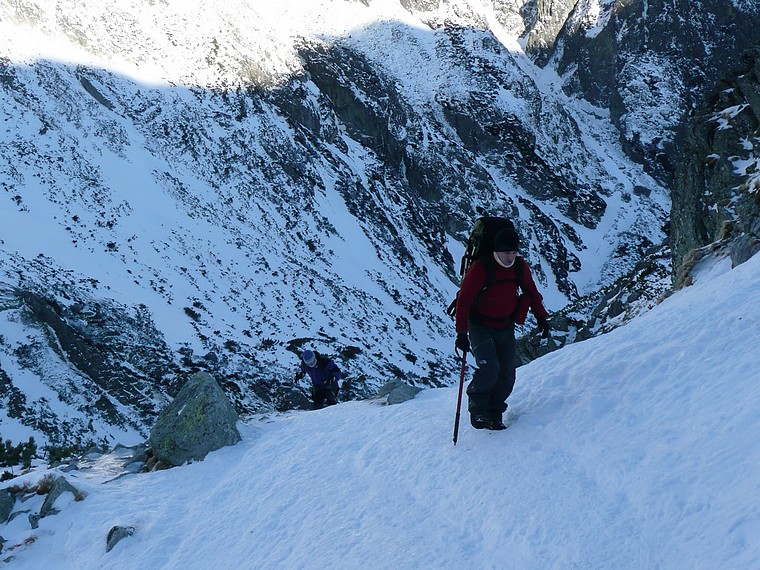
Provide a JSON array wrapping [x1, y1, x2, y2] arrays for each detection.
[[105, 525, 135, 553], [148, 372, 241, 467], [10, 476, 82, 532], [376, 379, 423, 405], [672, 46, 760, 287], [0, 490, 12, 524], [0, 277, 181, 448], [533, 0, 760, 183], [29, 476, 85, 529]]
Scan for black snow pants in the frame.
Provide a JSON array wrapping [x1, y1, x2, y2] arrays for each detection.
[[312, 381, 338, 410], [466, 321, 517, 420]]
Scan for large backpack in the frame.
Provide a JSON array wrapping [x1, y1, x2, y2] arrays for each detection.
[[446, 216, 525, 320]]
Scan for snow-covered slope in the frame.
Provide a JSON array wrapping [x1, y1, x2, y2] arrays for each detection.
[[2, 237, 758, 568], [1, 0, 672, 446]]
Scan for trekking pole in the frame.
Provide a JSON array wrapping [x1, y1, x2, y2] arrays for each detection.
[[452, 351, 467, 446]]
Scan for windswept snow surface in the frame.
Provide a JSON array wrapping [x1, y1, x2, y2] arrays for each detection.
[[3, 253, 759, 568]]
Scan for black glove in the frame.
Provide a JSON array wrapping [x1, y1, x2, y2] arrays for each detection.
[[536, 316, 550, 339], [455, 332, 470, 354], [294, 370, 304, 382]]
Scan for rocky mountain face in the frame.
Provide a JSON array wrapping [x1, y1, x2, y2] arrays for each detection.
[[671, 46, 760, 286], [509, 0, 760, 361], [523, 0, 760, 185], [1, 0, 754, 450]]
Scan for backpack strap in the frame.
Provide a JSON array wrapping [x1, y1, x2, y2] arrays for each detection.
[[446, 292, 459, 318], [514, 256, 524, 289], [479, 255, 523, 292], [447, 257, 525, 321], [471, 256, 526, 324], [482, 253, 497, 291]]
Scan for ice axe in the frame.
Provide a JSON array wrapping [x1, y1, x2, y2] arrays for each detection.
[[452, 350, 467, 445]]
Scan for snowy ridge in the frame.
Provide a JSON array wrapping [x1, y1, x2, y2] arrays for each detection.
[[2, 237, 759, 568]]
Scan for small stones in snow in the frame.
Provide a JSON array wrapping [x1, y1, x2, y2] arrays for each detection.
[[106, 525, 136, 553]]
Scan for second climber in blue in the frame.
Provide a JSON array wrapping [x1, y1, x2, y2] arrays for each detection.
[[295, 349, 342, 409]]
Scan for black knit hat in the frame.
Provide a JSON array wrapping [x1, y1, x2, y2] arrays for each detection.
[[493, 229, 520, 252]]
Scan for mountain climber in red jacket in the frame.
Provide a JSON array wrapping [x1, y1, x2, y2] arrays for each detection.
[[455, 228, 550, 430]]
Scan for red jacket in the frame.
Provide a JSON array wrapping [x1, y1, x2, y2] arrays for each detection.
[[455, 256, 548, 333]]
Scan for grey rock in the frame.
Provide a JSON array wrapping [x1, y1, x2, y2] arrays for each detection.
[[122, 461, 145, 474], [111, 443, 149, 466], [8, 510, 30, 523], [387, 384, 423, 405], [106, 525, 136, 553], [275, 386, 312, 412], [84, 444, 107, 459], [40, 476, 85, 517], [525, 0, 577, 60], [607, 299, 625, 319], [399, 0, 441, 11], [0, 490, 13, 524], [29, 513, 42, 529], [633, 185, 652, 197], [730, 235, 760, 268], [148, 372, 241, 467], [377, 380, 422, 405]]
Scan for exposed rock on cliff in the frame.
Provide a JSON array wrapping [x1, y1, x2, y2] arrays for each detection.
[[672, 46, 760, 286]]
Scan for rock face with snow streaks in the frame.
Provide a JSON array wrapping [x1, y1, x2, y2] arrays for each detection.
[[523, 0, 760, 184], [671, 46, 760, 286]]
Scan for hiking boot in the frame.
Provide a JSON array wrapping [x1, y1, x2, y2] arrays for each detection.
[[485, 419, 507, 430], [470, 415, 488, 429], [484, 413, 507, 430]]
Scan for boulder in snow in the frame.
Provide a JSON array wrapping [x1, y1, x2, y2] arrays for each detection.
[[148, 372, 241, 467], [29, 476, 85, 529], [106, 525, 136, 552], [377, 379, 422, 405], [0, 490, 13, 524]]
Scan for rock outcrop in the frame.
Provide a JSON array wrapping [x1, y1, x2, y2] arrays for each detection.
[[672, 46, 760, 286], [526, 0, 760, 184], [376, 379, 423, 405], [149, 372, 241, 467]]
